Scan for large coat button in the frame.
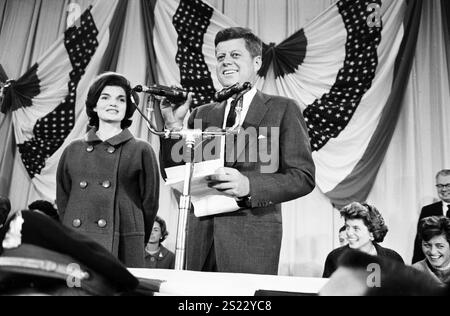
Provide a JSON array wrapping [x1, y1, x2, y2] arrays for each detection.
[[101, 181, 111, 188], [97, 219, 107, 228], [80, 181, 88, 189], [86, 145, 94, 153], [107, 146, 116, 154], [72, 219, 82, 228]]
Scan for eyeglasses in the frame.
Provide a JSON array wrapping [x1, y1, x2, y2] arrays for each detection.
[[436, 184, 450, 190]]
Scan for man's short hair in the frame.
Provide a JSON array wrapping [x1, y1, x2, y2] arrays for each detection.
[[215, 27, 262, 58], [436, 169, 450, 179]]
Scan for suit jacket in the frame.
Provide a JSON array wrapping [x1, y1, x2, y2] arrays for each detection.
[[162, 91, 315, 275], [412, 201, 446, 264]]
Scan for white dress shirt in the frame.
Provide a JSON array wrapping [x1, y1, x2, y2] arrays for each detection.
[[222, 86, 257, 129]]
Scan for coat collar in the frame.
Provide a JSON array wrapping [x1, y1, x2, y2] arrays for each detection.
[[85, 128, 134, 146], [145, 245, 170, 261]]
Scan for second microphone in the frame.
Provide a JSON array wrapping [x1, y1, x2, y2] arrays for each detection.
[[134, 84, 188, 103]]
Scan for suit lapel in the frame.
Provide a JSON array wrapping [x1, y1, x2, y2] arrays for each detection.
[[227, 91, 270, 166], [207, 101, 227, 129]]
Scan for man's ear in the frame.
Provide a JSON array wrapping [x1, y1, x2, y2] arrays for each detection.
[[254, 56, 262, 72]]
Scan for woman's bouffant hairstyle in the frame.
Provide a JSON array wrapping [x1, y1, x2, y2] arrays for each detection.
[[154, 216, 169, 243], [418, 216, 450, 244], [340, 202, 388, 243], [85, 72, 138, 129]]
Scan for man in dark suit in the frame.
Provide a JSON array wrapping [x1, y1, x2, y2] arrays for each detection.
[[161, 27, 315, 275], [412, 169, 450, 263]]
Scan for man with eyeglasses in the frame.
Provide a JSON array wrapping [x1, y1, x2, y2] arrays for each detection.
[[412, 169, 450, 263]]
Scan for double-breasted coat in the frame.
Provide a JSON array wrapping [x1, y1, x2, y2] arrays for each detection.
[[56, 128, 159, 268]]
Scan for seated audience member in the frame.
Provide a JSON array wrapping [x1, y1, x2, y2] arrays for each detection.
[[323, 202, 404, 278], [320, 249, 446, 296], [338, 225, 348, 247], [28, 200, 60, 222], [0, 210, 154, 296], [412, 169, 450, 263], [413, 216, 450, 286], [0, 196, 11, 229], [144, 216, 175, 269]]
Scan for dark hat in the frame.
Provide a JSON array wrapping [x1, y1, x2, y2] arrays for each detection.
[[0, 211, 142, 296]]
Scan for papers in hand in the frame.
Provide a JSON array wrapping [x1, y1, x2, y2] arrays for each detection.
[[164, 159, 240, 217]]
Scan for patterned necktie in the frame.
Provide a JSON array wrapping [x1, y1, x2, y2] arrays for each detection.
[[446, 205, 450, 218]]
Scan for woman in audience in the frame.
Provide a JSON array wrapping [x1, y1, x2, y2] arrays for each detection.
[[413, 216, 450, 286], [323, 202, 404, 278]]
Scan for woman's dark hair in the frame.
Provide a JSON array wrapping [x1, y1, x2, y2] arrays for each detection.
[[418, 216, 450, 244], [215, 27, 262, 58], [340, 202, 388, 243], [154, 216, 169, 243], [85, 72, 138, 129]]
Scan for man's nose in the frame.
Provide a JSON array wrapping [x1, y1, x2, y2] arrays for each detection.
[[429, 246, 439, 255], [222, 55, 233, 65]]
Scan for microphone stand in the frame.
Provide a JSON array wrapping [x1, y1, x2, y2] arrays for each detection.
[[134, 87, 251, 270]]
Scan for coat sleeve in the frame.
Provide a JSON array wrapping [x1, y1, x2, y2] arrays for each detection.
[[242, 100, 316, 208], [56, 146, 72, 220], [139, 143, 160, 244]]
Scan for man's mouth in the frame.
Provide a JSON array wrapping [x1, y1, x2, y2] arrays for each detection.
[[223, 69, 238, 76]]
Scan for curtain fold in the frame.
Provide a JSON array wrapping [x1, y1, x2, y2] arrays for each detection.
[[327, 0, 424, 207]]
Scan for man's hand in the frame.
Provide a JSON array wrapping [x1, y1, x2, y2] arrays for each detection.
[[206, 168, 250, 199], [160, 92, 193, 130]]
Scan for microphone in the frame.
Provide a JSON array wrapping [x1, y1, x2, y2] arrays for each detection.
[[213, 82, 252, 102], [133, 84, 188, 103]]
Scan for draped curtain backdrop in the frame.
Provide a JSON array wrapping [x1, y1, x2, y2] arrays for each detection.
[[1, 0, 449, 276]]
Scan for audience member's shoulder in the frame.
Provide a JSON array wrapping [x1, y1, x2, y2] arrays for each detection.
[[422, 201, 443, 211], [327, 245, 350, 258]]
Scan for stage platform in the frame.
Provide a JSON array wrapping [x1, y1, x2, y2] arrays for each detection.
[[129, 269, 328, 296]]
